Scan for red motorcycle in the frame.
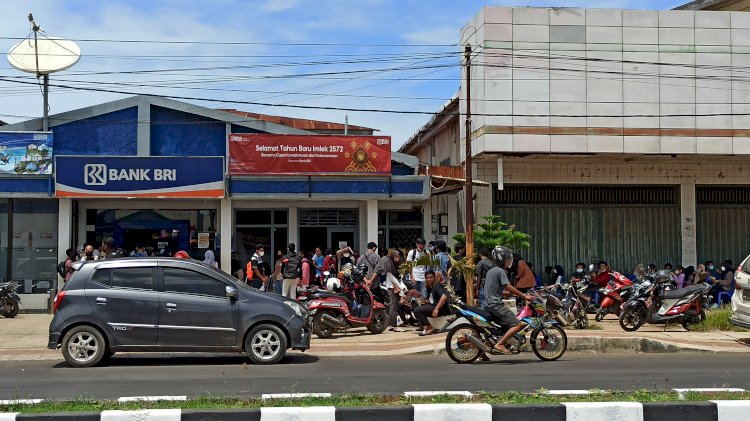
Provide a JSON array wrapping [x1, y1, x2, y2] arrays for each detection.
[[595, 272, 634, 322], [306, 267, 388, 338]]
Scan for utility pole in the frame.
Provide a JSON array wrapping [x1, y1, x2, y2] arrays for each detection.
[[28, 13, 49, 131], [464, 44, 475, 306]]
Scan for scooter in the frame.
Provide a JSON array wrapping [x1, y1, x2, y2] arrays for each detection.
[[306, 265, 388, 338], [619, 273, 710, 332], [0, 281, 21, 318], [594, 272, 633, 322]]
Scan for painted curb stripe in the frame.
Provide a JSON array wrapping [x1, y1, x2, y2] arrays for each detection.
[[642, 402, 718, 421], [261, 393, 332, 402], [0, 414, 17, 421], [564, 402, 643, 421], [491, 404, 566, 421], [260, 406, 335, 421], [712, 400, 750, 421], [100, 409, 181, 421], [335, 406, 414, 421], [413, 403, 492, 421], [404, 391, 474, 398], [0, 401, 42, 405], [117, 396, 187, 403]]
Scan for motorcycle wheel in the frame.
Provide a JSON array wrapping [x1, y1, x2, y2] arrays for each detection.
[[682, 309, 706, 331], [577, 313, 589, 329], [2, 298, 18, 319], [445, 324, 484, 364], [618, 307, 645, 332], [312, 311, 335, 339], [594, 307, 607, 322], [530, 324, 567, 361], [366, 309, 388, 334]]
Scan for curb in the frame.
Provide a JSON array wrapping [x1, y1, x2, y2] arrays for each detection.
[[2, 401, 749, 420]]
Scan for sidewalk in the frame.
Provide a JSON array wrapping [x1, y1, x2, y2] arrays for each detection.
[[2, 314, 748, 362]]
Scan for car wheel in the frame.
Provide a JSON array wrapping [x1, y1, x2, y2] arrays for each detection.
[[246, 324, 287, 365], [61, 325, 107, 368]]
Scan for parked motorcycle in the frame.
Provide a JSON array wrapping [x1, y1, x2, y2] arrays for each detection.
[[619, 270, 709, 332], [594, 272, 633, 322], [445, 287, 568, 363], [559, 277, 591, 329], [306, 265, 388, 338], [0, 281, 21, 318]]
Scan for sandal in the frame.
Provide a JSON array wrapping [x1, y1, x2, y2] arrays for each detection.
[[419, 329, 436, 336], [492, 344, 512, 355]]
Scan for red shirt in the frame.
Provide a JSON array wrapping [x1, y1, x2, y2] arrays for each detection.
[[592, 271, 612, 288]]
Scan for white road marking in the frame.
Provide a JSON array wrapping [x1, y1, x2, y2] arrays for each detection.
[[674, 388, 745, 400], [260, 406, 335, 421], [413, 403, 492, 421], [261, 393, 332, 402], [564, 402, 643, 421], [545, 390, 591, 395], [405, 391, 474, 398], [0, 399, 43, 405], [117, 396, 187, 403]]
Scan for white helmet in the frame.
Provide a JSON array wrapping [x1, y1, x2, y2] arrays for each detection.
[[326, 277, 341, 292]]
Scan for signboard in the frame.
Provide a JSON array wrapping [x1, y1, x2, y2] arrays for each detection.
[[55, 156, 225, 198], [0, 131, 53, 175], [229, 134, 391, 175], [197, 233, 210, 249]]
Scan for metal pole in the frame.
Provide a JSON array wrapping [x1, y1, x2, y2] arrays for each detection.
[[344, 115, 349, 135], [43, 74, 49, 131], [464, 45, 475, 306]]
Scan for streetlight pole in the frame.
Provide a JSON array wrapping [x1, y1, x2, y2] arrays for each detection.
[[463, 44, 475, 306]]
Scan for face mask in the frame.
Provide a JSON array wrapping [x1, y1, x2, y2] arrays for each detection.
[[344, 253, 350, 258], [552, 270, 557, 275], [709, 265, 715, 270], [258, 251, 264, 257], [576, 268, 584, 273], [721, 266, 726, 272]]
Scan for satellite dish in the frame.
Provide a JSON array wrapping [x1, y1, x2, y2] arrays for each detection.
[[7, 37, 81, 74]]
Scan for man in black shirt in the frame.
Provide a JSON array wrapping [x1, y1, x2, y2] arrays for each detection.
[[413, 270, 451, 336]]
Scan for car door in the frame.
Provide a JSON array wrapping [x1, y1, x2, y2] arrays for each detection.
[[156, 265, 239, 348], [86, 265, 158, 347]]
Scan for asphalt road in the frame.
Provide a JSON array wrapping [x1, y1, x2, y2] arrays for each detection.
[[2, 352, 749, 400]]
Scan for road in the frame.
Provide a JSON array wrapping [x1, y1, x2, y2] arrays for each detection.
[[2, 352, 749, 400]]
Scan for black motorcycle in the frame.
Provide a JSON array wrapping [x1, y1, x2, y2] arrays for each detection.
[[0, 281, 21, 318]]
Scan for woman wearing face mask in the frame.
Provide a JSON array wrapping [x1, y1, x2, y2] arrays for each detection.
[[673, 265, 686, 288], [713, 260, 735, 306], [337, 247, 355, 272], [633, 263, 645, 282], [694, 264, 708, 284], [573, 262, 587, 280]]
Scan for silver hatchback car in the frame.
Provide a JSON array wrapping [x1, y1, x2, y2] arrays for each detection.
[[49, 258, 310, 367]]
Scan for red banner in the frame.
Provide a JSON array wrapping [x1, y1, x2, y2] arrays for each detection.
[[229, 134, 392, 175]]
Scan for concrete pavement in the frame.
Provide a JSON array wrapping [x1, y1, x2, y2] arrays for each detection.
[[1, 313, 748, 362]]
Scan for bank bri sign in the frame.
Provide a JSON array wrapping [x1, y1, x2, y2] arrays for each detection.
[[55, 156, 225, 198]]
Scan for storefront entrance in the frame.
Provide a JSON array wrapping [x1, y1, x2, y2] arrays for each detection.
[[298, 209, 358, 253]]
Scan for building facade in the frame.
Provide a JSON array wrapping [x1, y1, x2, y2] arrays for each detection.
[[0, 96, 427, 310], [411, 6, 750, 276]]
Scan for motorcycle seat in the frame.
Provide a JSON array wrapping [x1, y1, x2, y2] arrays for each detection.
[[312, 291, 352, 305], [659, 285, 704, 300], [464, 305, 508, 324]]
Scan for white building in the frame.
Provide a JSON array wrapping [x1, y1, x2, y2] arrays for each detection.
[[405, 6, 750, 274]]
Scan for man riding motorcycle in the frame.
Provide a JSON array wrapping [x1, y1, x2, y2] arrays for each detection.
[[484, 245, 531, 355]]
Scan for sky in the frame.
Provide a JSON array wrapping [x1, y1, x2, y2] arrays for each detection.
[[0, 0, 680, 148]]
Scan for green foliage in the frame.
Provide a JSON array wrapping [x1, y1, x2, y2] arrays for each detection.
[[693, 306, 747, 332], [453, 215, 531, 253]]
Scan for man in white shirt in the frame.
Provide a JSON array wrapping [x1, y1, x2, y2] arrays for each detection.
[[407, 238, 430, 297]]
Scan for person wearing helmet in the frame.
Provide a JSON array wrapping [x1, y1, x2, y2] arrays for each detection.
[[484, 245, 531, 355]]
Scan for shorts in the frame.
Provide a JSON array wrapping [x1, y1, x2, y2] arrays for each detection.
[[488, 306, 519, 327]]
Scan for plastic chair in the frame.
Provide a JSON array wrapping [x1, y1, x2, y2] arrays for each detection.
[[717, 278, 736, 306], [535, 275, 542, 287], [627, 275, 637, 282]]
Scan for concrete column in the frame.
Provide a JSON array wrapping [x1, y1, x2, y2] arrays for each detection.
[[448, 194, 458, 244], [365, 199, 378, 248], [220, 199, 232, 274], [57, 198, 73, 290], [422, 199, 432, 241], [680, 183, 697, 267], [288, 206, 298, 248]]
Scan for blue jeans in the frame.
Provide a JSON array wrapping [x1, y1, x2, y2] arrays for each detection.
[[415, 280, 426, 297], [479, 285, 486, 307], [274, 279, 283, 294]]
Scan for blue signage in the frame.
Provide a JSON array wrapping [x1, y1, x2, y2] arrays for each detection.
[[55, 156, 225, 198], [0, 131, 53, 175]]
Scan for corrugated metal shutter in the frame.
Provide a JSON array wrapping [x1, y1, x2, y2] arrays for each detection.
[[696, 208, 750, 266], [494, 207, 680, 275]]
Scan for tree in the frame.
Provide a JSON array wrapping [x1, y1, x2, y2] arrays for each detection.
[[452, 215, 531, 254]]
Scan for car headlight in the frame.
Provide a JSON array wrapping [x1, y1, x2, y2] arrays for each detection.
[[284, 301, 308, 318]]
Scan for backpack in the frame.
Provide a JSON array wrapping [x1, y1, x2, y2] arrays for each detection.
[[56, 260, 68, 279], [283, 255, 301, 279]]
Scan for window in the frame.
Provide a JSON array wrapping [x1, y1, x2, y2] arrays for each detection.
[[91, 269, 112, 287], [163, 268, 228, 298], [111, 268, 153, 290]]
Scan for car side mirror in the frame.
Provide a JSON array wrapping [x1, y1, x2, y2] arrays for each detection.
[[226, 285, 238, 300]]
